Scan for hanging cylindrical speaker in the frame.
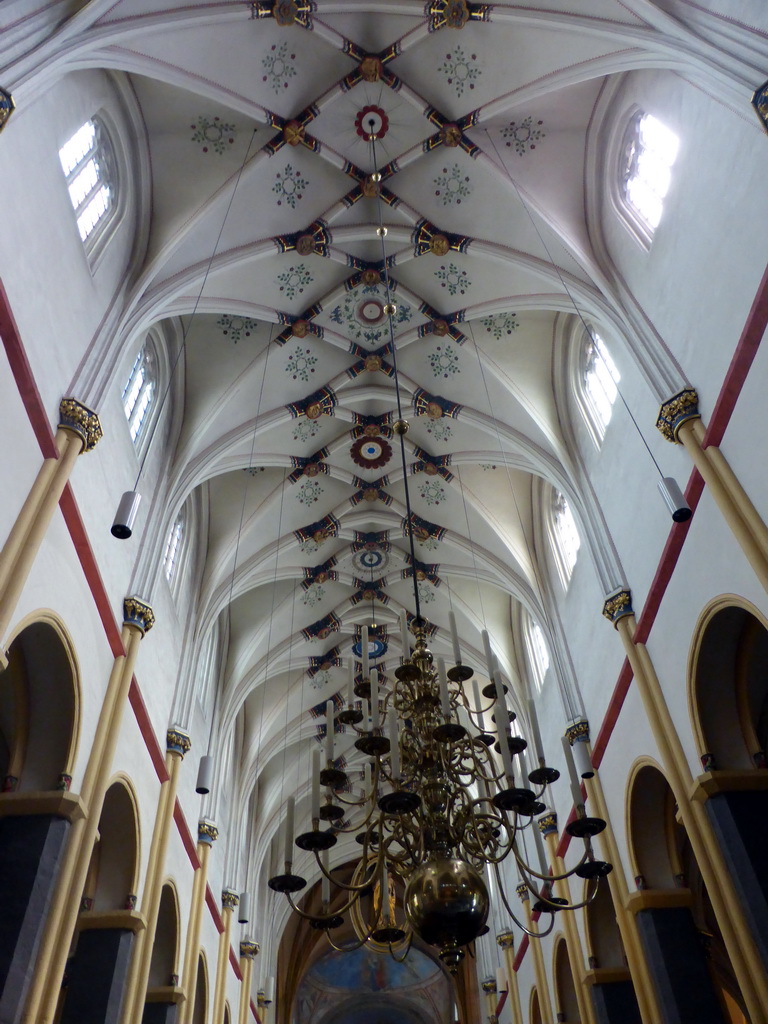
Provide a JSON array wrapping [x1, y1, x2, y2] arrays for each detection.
[[571, 738, 595, 779], [657, 477, 692, 523], [238, 891, 251, 924], [111, 490, 142, 539], [196, 754, 213, 795]]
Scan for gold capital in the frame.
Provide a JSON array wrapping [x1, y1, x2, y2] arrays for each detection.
[[222, 889, 239, 910], [602, 588, 633, 627], [0, 87, 15, 132], [123, 596, 155, 635], [566, 719, 589, 746], [166, 726, 191, 757], [496, 930, 514, 950], [240, 940, 260, 959], [655, 387, 700, 443], [538, 812, 558, 836], [198, 818, 219, 845], [516, 883, 529, 901], [58, 397, 103, 453]]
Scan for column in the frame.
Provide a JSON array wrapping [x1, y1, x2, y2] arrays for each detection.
[[212, 890, 239, 1024], [238, 942, 259, 1024], [539, 813, 596, 1024], [121, 727, 191, 1024], [257, 988, 271, 1024], [656, 388, 768, 590], [517, 884, 554, 1024], [24, 597, 155, 1024], [481, 978, 497, 1023], [180, 820, 218, 1024], [496, 933, 523, 1024], [603, 590, 768, 1022], [0, 399, 103, 663]]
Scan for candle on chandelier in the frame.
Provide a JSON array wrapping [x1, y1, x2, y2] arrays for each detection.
[[437, 656, 450, 719], [481, 628, 494, 679], [472, 679, 484, 729], [321, 848, 330, 904], [361, 625, 369, 678], [370, 668, 379, 730], [325, 700, 334, 763], [347, 658, 354, 704], [533, 816, 549, 878], [562, 735, 584, 810], [381, 862, 391, 923], [493, 670, 515, 782], [388, 709, 400, 780], [400, 609, 410, 659], [284, 795, 295, 868], [527, 697, 545, 765], [311, 748, 321, 820], [496, 966, 507, 995], [448, 609, 461, 665]]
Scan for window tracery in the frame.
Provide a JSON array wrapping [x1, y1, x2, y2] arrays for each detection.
[[163, 513, 185, 584], [620, 112, 679, 242], [59, 118, 117, 249], [582, 332, 620, 443], [551, 491, 580, 587], [122, 341, 156, 445]]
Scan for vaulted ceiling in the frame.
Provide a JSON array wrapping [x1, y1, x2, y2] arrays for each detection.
[[26, 0, 719, 868]]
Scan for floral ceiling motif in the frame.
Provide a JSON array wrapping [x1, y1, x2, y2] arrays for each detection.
[[433, 164, 472, 206], [439, 45, 481, 98], [418, 480, 447, 507], [301, 582, 326, 607], [501, 116, 546, 155], [273, 163, 308, 208], [277, 263, 314, 301], [296, 479, 324, 506], [480, 312, 519, 338], [190, 115, 237, 154], [428, 344, 461, 379], [286, 345, 318, 382], [217, 313, 258, 343], [292, 418, 322, 443], [329, 285, 413, 346], [434, 262, 471, 296], [262, 41, 297, 93], [423, 418, 453, 442]]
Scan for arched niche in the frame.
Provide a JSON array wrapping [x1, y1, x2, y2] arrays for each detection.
[[584, 878, 625, 970], [553, 935, 581, 1022], [689, 597, 768, 771], [625, 760, 738, 1023], [148, 882, 180, 988], [84, 777, 141, 911], [529, 986, 542, 1024], [192, 953, 208, 1024], [0, 615, 80, 792]]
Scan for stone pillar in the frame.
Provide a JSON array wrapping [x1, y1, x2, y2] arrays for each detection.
[[481, 978, 497, 1023], [24, 598, 155, 1024], [539, 813, 596, 1024], [59, 911, 146, 1024], [257, 988, 272, 1024], [238, 941, 259, 1024], [212, 890, 238, 1024], [628, 891, 726, 1023], [517, 884, 554, 1024], [603, 590, 768, 1022], [585, 968, 642, 1024], [122, 727, 191, 1024], [656, 388, 768, 590], [0, 792, 85, 1022], [180, 820, 218, 1024], [0, 399, 102, 663], [496, 933, 522, 1024]]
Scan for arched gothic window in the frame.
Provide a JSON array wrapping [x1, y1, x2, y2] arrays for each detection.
[[58, 118, 117, 250], [551, 492, 580, 587], [122, 341, 156, 445], [620, 112, 679, 243], [163, 513, 185, 584], [526, 617, 550, 692], [582, 332, 620, 443]]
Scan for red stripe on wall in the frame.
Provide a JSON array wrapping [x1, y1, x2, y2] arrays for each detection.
[[128, 677, 169, 783]]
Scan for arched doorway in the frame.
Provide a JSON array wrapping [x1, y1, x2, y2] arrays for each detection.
[[529, 985, 542, 1024], [627, 761, 738, 1023], [143, 881, 182, 1023], [583, 878, 641, 1023], [553, 935, 580, 1022], [192, 952, 208, 1024], [60, 778, 142, 1024], [0, 617, 80, 1021], [690, 599, 768, 977]]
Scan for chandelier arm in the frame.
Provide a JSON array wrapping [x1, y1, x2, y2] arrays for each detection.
[[388, 933, 413, 963], [311, 849, 382, 895], [513, 843, 591, 885], [324, 929, 373, 953], [491, 862, 556, 938]]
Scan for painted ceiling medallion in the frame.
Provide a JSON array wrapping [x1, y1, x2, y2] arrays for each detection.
[[352, 637, 387, 660], [354, 548, 388, 573], [350, 435, 393, 470], [355, 105, 389, 140], [358, 298, 385, 324]]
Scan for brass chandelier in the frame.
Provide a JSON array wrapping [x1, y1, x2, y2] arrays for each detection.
[[268, 121, 612, 970]]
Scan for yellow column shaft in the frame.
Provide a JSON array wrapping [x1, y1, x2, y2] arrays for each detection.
[[521, 899, 554, 1024], [678, 420, 768, 590], [213, 903, 236, 1024], [499, 946, 523, 1024], [181, 841, 213, 1024], [585, 772, 661, 1024], [22, 619, 144, 1024], [545, 831, 596, 1024], [616, 616, 768, 1021], [239, 957, 253, 1024], [0, 429, 83, 655], [121, 747, 185, 1024]]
